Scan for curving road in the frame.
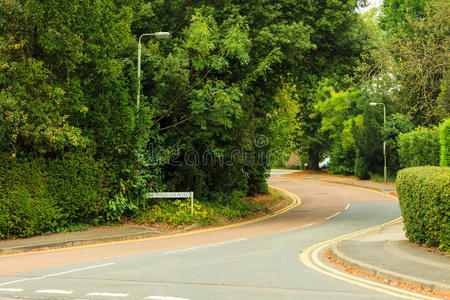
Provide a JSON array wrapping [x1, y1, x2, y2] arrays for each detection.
[[0, 175, 410, 300]]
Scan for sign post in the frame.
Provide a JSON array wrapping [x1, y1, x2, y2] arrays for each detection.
[[147, 192, 194, 214]]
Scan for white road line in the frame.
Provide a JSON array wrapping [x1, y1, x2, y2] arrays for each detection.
[[0, 288, 23, 292], [325, 211, 341, 220], [35, 289, 73, 294], [145, 296, 190, 300], [86, 292, 128, 297], [0, 262, 115, 286], [164, 238, 247, 254], [278, 223, 315, 233], [345, 204, 350, 210]]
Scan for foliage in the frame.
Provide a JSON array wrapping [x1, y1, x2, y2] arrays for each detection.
[[134, 190, 271, 227], [396, 167, 450, 251], [368, 0, 449, 126], [0, 152, 111, 239], [441, 118, 450, 167], [383, 114, 415, 174], [0, 154, 62, 238], [397, 126, 440, 168]]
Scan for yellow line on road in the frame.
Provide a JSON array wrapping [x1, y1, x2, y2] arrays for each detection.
[[1, 186, 301, 257], [299, 217, 438, 300]]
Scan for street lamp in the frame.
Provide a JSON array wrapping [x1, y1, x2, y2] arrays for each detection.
[[370, 102, 387, 183], [137, 32, 171, 109]]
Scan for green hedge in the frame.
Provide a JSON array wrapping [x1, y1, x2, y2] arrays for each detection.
[[0, 152, 112, 239], [441, 118, 450, 167], [397, 126, 440, 168], [396, 167, 450, 251]]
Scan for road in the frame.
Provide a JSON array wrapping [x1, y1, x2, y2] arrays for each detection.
[[0, 174, 408, 300]]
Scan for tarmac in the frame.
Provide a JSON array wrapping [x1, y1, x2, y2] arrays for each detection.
[[1, 170, 449, 295]]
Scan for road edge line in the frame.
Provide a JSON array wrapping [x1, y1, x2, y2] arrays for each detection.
[[1, 185, 301, 257]]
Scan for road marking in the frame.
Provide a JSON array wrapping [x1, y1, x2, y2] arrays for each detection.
[[1, 186, 301, 258], [35, 289, 73, 294], [145, 296, 190, 300], [300, 217, 438, 300], [325, 212, 341, 220], [278, 223, 315, 233], [0, 288, 23, 292], [86, 292, 128, 297], [164, 239, 247, 254], [0, 262, 115, 286], [345, 204, 350, 210]]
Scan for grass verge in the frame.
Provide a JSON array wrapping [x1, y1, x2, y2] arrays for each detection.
[[131, 188, 285, 230]]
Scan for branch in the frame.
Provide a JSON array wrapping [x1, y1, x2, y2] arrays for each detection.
[[159, 116, 194, 131]]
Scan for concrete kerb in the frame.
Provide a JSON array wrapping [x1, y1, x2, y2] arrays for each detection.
[[0, 186, 300, 256], [330, 241, 450, 294]]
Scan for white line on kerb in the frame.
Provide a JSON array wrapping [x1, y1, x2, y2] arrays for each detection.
[[145, 296, 190, 300], [35, 289, 73, 294], [0, 288, 23, 292], [86, 292, 128, 297], [164, 238, 247, 254], [325, 212, 341, 220], [0, 262, 115, 286]]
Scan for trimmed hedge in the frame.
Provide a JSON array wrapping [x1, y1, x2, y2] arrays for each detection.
[[396, 167, 450, 251], [397, 126, 440, 168], [0, 152, 112, 239], [441, 118, 450, 167]]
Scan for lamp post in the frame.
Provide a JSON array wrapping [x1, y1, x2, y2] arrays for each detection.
[[370, 102, 387, 183], [137, 32, 170, 109]]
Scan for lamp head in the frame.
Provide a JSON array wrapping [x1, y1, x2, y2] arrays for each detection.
[[369, 102, 378, 106], [154, 32, 171, 39]]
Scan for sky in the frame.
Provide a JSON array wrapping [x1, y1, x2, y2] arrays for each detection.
[[358, 0, 383, 13]]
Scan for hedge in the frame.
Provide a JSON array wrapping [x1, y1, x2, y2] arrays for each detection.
[[441, 118, 450, 167], [396, 166, 450, 251], [0, 152, 112, 239], [397, 126, 440, 168]]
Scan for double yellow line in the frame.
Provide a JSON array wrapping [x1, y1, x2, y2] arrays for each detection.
[[299, 217, 438, 300]]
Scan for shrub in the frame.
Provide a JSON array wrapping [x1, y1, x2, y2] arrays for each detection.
[[0, 152, 112, 239], [0, 154, 62, 238], [396, 167, 449, 251], [45, 152, 112, 224], [397, 126, 440, 168], [441, 118, 450, 167]]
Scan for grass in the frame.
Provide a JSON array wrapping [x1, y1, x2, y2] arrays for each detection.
[[131, 188, 286, 228]]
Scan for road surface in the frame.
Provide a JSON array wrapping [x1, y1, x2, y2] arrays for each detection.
[[0, 175, 410, 300]]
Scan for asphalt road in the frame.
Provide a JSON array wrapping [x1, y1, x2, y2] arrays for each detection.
[[0, 175, 405, 300]]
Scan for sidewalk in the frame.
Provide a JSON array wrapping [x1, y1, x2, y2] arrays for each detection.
[[0, 224, 195, 255], [331, 221, 450, 295], [279, 170, 397, 195], [1, 171, 448, 296], [279, 170, 450, 295]]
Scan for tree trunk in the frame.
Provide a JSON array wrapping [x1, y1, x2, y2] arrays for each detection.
[[306, 149, 320, 170]]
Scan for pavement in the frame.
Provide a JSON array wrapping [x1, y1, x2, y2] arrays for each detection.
[[1, 170, 449, 296]]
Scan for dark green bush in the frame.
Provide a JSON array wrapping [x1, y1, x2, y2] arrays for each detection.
[[0, 152, 112, 239], [0, 154, 62, 238], [396, 167, 449, 251], [441, 118, 450, 167], [45, 152, 112, 224], [397, 126, 440, 168]]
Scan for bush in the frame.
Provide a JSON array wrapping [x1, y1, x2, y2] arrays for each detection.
[[0, 154, 62, 238], [45, 152, 112, 224], [0, 152, 112, 239], [397, 126, 440, 168], [441, 118, 450, 167], [396, 167, 449, 251]]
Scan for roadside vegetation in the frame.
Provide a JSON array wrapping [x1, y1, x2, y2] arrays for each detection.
[[0, 0, 448, 245]]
